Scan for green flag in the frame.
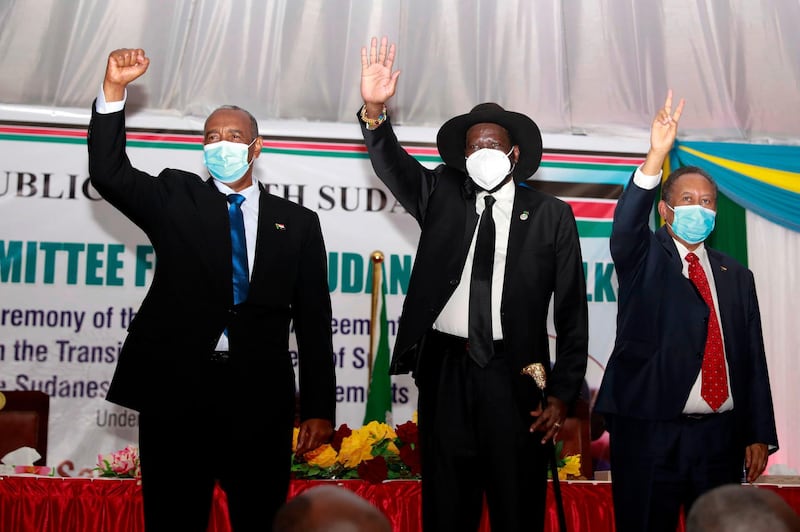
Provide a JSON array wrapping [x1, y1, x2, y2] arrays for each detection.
[[363, 268, 392, 424]]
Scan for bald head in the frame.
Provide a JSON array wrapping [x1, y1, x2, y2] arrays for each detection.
[[686, 484, 800, 532], [273, 485, 392, 532]]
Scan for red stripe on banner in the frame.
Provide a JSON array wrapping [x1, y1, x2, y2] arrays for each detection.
[[566, 199, 617, 219], [127, 133, 200, 143], [265, 140, 367, 153], [265, 140, 439, 156], [0, 126, 201, 144], [0, 125, 86, 137]]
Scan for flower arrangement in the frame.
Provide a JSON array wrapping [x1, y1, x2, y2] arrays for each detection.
[[291, 419, 421, 484], [550, 440, 583, 481], [95, 445, 141, 481]]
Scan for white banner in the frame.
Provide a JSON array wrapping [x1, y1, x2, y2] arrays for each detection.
[[0, 109, 645, 475]]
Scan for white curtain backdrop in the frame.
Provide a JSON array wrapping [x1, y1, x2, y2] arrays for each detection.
[[1, 0, 799, 141], [748, 212, 800, 472]]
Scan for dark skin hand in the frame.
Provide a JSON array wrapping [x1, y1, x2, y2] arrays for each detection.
[[295, 418, 334, 456], [745, 443, 769, 483], [530, 396, 568, 445]]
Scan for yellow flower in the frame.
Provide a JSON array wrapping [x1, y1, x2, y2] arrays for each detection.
[[337, 430, 375, 468], [412, 411, 418, 424], [558, 454, 582, 480], [305, 444, 338, 469], [292, 427, 299, 452], [362, 420, 398, 442]]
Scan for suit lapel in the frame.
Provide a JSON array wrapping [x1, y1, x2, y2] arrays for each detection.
[[461, 186, 479, 264], [198, 178, 233, 301], [707, 248, 737, 354], [504, 183, 541, 284], [655, 226, 685, 274], [248, 184, 282, 297]]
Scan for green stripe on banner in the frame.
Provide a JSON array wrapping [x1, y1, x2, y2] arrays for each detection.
[[0, 134, 85, 145], [706, 189, 748, 267], [577, 221, 612, 238]]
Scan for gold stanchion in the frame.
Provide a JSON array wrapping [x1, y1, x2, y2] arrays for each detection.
[[367, 251, 385, 390]]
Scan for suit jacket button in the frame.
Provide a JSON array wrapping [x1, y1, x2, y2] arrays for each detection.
[[449, 279, 459, 286]]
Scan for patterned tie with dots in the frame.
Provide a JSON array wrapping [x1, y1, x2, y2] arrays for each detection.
[[686, 252, 729, 411]]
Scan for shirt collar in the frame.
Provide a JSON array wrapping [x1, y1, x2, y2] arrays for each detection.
[[673, 237, 707, 262], [476, 178, 515, 203], [213, 176, 259, 202]]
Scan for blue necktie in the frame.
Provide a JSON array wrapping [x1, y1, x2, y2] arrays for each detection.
[[227, 194, 249, 305]]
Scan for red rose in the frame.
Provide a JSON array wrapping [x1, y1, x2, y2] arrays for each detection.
[[399, 444, 422, 476], [357, 456, 388, 483], [395, 421, 419, 445], [331, 424, 353, 452]]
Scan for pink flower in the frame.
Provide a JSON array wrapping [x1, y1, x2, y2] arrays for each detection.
[[96, 445, 141, 480]]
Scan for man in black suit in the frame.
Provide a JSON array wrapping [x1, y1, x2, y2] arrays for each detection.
[[358, 37, 589, 531], [88, 48, 336, 531], [594, 92, 778, 532]]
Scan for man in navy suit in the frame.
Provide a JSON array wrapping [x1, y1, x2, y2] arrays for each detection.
[[595, 92, 778, 532], [88, 49, 336, 531], [358, 37, 588, 531]]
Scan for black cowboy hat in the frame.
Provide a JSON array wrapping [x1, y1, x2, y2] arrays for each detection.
[[436, 102, 543, 182]]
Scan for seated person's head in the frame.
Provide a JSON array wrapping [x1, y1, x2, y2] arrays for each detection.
[[687, 484, 800, 532], [273, 485, 391, 532]]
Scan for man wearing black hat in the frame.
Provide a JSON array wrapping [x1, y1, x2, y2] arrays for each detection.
[[358, 37, 589, 531]]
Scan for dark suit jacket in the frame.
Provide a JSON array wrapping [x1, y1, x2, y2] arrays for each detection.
[[360, 117, 588, 409], [594, 175, 778, 450], [88, 105, 336, 423]]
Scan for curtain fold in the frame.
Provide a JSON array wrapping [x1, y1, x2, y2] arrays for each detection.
[[1, 1, 799, 140]]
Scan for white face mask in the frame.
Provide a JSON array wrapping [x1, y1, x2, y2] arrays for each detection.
[[465, 147, 514, 190]]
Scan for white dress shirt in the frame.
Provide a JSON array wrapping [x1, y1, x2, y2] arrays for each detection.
[[434, 178, 514, 339]]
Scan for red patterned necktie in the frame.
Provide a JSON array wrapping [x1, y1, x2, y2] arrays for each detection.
[[685, 252, 728, 411]]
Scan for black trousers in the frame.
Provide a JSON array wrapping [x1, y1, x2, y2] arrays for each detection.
[[416, 331, 549, 532], [138, 354, 294, 532], [607, 411, 743, 532]]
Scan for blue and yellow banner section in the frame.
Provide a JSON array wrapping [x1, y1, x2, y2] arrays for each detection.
[[671, 140, 800, 233]]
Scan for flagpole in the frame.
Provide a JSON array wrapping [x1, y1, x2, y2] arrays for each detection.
[[368, 250, 384, 392]]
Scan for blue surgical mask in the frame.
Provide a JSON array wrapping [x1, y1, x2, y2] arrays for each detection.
[[203, 139, 257, 183], [667, 204, 716, 244]]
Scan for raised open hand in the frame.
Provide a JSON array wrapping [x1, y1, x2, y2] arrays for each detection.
[[360, 36, 400, 108], [103, 48, 150, 102]]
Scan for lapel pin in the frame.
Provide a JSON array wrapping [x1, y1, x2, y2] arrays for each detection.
[[275, 223, 286, 231], [520, 210, 530, 221], [720, 265, 727, 271]]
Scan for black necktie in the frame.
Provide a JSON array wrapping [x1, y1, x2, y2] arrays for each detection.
[[468, 195, 496, 367], [227, 194, 249, 305]]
